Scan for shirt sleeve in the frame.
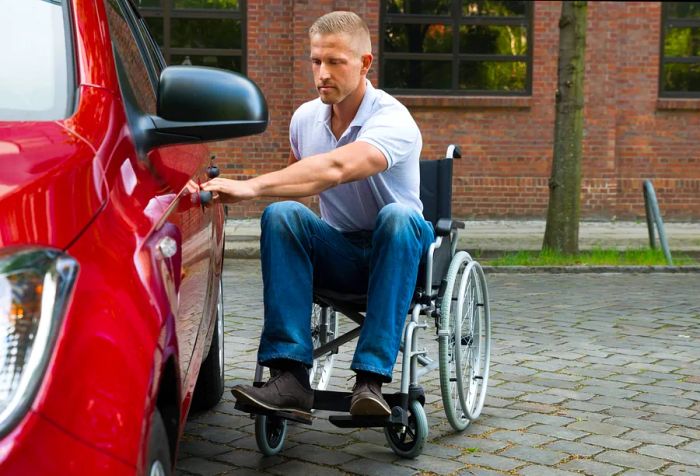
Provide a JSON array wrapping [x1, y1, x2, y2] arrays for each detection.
[[289, 109, 301, 160], [355, 105, 421, 170]]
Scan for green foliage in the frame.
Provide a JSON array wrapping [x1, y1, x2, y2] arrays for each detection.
[[488, 248, 696, 267]]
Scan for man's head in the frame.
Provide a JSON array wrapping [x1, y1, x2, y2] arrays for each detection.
[[309, 11, 373, 105]]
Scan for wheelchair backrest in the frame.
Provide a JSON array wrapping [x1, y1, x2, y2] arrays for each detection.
[[419, 157, 454, 226]]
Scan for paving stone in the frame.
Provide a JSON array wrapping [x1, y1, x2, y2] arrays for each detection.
[[434, 435, 508, 453], [517, 465, 581, 476], [340, 458, 417, 476], [595, 450, 666, 471], [560, 458, 624, 476], [580, 435, 642, 451], [544, 440, 603, 458], [395, 453, 466, 474], [213, 449, 285, 470], [176, 457, 235, 476], [499, 445, 568, 465], [527, 424, 590, 441], [460, 453, 526, 472], [624, 429, 688, 446], [636, 444, 700, 466], [568, 420, 628, 437], [283, 443, 357, 466], [663, 464, 700, 476], [267, 459, 347, 476], [489, 429, 554, 446]]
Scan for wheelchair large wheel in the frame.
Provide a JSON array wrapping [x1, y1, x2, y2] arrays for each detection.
[[255, 414, 288, 456], [438, 251, 491, 430], [309, 304, 338, 390], [384, 400, 428, 459], [455, 261, 491, 420]]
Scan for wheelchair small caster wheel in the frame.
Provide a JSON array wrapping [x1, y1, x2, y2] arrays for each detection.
[[255, 414, 288, 456], [384, 400, 428, 459]]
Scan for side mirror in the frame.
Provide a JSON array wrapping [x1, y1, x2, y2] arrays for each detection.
[[145, 66, 268, 150]]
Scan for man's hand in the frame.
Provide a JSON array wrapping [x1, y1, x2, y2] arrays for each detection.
[[201, 178, 258, 204]]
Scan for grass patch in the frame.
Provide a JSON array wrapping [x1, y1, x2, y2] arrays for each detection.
[[487, 248, 696, 267]]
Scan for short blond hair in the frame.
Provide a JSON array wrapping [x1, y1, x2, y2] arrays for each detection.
[[309, 11, 372, 56]]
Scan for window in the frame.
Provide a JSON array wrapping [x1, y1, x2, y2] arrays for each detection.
[[660, 2, 700, 97], [380, 0, 532, 95], [0, 0, 74, 120], [105, 0, 157, 115], [135, 0, 245, 73]]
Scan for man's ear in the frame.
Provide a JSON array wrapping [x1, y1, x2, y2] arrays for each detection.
[[360, 53, 373, 75]]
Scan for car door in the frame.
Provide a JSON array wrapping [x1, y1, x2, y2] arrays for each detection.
[[103, 0, 215, 388]]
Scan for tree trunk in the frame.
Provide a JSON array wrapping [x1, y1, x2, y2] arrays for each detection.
[[543, 1, 587, 253]]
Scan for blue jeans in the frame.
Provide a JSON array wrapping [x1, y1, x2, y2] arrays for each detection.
[[258, 201, 435, 382]]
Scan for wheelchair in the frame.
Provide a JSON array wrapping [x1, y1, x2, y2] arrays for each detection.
[[236, 144, 492, 459]]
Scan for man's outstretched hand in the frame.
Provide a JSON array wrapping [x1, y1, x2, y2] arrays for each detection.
[[201, 178, 258, 204]]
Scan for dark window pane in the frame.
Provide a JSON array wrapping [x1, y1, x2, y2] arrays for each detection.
[[460, 24, 526, 55], [664, 27, 700, 57], [462, 0, 526, 17], [171, 18, 242, 49], [384, 59, 451, 89], [385, 0, 450, 15], [171, 54, 242, 72], [662, 63, 700, 92], [459, 60, 526, 90], [665, 2, 700, 19], [384, 24, 452, 53], [105, 0, 156, 114], [143, 17, 163, 45], [174, 0, 240, 10], [136, 0, 161, 7]]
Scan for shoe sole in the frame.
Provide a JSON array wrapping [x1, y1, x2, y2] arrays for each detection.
[[231, 387, 312, 421], [349, 396, 391, 417]]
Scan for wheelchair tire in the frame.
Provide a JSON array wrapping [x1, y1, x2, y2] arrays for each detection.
[[384, 400, 428, 459], [439, 251, 476, 431], [255, 414, 288, 456], [309, 304, 338, 391], [456, 261, 491, 421]]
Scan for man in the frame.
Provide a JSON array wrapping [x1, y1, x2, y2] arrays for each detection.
[[202, 11, 434, 420]]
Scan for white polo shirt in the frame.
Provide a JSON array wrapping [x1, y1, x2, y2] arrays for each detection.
[[290, 80, 423, 232]]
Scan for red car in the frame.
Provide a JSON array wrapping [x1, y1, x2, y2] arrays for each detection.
[[0, 0, 266, 474]]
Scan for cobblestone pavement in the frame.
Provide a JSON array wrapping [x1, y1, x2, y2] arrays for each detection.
[[177, 260, 700, 476]]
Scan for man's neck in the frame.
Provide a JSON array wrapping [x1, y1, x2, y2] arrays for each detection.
[[331, 79, 367, 138]]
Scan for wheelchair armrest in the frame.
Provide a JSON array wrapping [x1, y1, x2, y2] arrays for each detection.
[[434, 218, 465, 236]]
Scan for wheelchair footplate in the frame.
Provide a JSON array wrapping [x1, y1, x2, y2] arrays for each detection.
[[234, 388, 423, 429], [234, 401, 314, 425]]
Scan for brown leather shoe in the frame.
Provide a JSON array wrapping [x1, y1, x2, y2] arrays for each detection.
[[349, 374, 391, 416], [231, 371, 313, 420]]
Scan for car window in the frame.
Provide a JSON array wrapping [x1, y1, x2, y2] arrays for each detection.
[[0, 0, 74, 121], [104, 0, 157, 115]]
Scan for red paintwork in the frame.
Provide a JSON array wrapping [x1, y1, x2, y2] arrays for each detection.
[[0, 0, 224, 473]]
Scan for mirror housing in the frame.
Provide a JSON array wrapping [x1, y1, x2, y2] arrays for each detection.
[[145, 66, 268, 150]]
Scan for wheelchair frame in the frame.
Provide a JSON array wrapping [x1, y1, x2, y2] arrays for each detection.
[[236, 145, 492, 459]]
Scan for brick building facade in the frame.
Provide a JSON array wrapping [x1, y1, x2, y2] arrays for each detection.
[[205, 1, 699, 220]]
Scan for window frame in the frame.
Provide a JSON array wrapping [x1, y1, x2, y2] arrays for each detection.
[[378, 0, 535, 97], [659, 2, 700, 98], [136, 0, 246, 74], [379, 0, 533, 96]]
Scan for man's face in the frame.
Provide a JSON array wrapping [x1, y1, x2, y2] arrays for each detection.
[[310, 32, 369, 105]]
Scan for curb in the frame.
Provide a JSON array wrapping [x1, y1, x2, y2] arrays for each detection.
[[223, 245, 700, 273], [482, 265, 700, 273]]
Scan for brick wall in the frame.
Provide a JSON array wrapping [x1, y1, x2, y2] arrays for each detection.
[[219, 0, 700, 220]]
